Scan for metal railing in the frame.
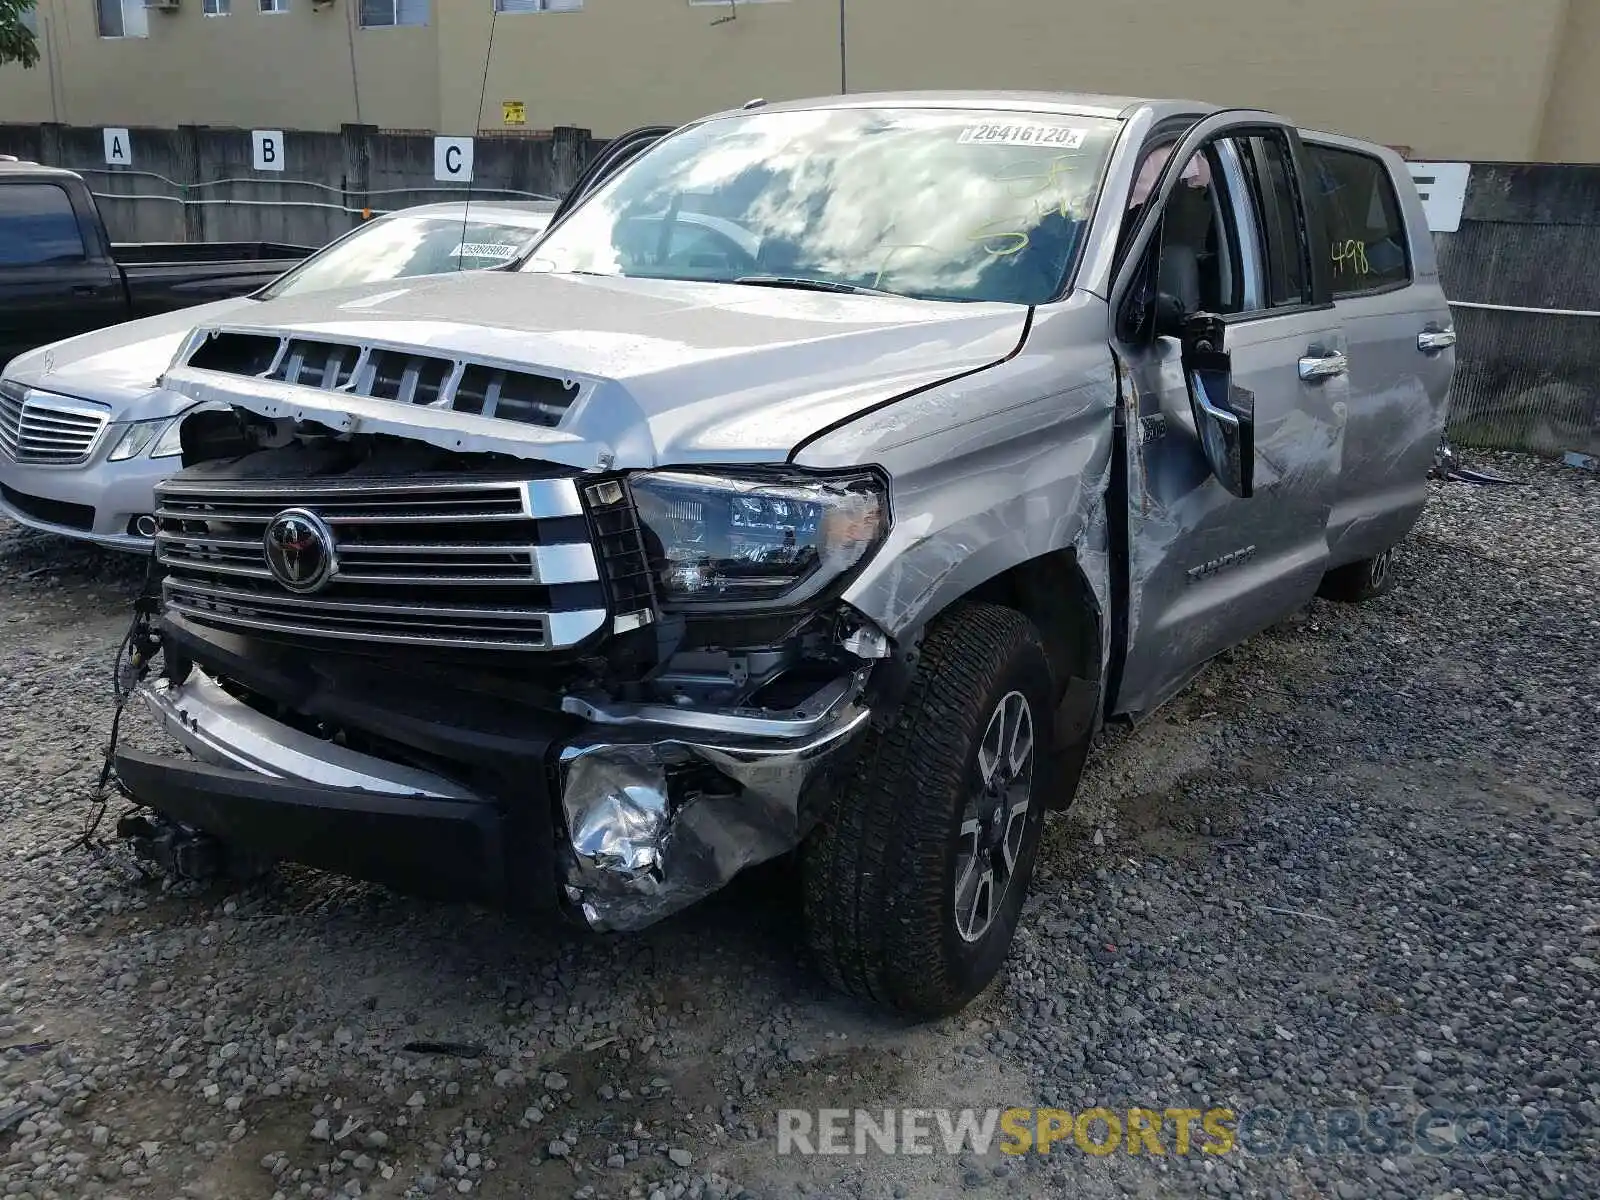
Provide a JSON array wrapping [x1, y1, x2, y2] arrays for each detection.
[[78, 167, 558, 220]]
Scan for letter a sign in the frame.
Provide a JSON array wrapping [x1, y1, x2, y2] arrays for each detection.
[[103, 128, 132, 167], [252, 131, 285, 172], [434, 137, 475, 184]]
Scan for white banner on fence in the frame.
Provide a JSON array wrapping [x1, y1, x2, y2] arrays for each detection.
[[434, 137, 475, 184], [252, 130, 286, 173], [102, 128, 131, 166], [1406, 162, 1471, 234]]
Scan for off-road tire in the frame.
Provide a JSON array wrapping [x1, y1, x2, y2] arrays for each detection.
[[801, 602, 1059, 1017], [1317, 547, 1396, 603]]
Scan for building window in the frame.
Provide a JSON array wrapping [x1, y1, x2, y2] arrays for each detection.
[[96, 0, 149, 38], [494, 0, 583, 11], [359, 0, 428, 26], [203, 0, 233, 14], [260, 0, 289, 11]]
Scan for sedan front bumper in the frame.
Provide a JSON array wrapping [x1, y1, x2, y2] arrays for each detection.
[[121, 667, 871, 929], [0, 429, 170, 551]]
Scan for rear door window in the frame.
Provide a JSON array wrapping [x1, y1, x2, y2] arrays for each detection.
[[1307, 144, 1410, 295], [0, 184, 87, 267]]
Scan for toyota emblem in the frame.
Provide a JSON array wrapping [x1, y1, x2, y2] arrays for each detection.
[[263, 508, 337, 594]]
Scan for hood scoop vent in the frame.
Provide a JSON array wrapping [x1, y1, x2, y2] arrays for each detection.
[[182, 330, 583, 430]]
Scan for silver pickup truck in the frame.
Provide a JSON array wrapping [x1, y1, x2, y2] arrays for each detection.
[[110, 91, 1454, 1017]]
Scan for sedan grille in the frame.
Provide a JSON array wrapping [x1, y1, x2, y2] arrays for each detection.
[[155, 476, 611, 652], [0, 385, 110, 465]]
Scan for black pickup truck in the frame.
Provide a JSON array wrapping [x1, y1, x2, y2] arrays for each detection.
[[0, 161, 314, 369]]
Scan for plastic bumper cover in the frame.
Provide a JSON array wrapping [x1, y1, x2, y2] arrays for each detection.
[[0, 446, 168, 551]]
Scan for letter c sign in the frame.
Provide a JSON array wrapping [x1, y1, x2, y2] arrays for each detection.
[[434, 137, 475, 184]]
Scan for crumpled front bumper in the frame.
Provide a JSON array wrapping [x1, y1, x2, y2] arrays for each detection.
[[123, 667, 871, 930]]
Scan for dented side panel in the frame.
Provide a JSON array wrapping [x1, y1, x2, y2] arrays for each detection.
[[1323, 285, 1453, 565], [796, 300, 1117, 658]]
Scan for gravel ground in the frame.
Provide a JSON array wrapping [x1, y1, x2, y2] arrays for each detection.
[[1, 451, 1596, 1200]]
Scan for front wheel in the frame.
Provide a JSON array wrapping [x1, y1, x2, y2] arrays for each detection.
[[801, 602, 1061, 1017]]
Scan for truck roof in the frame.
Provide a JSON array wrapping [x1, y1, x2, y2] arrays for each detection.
[[0, 161, 83, 183], [699, 90, 1219, 124]]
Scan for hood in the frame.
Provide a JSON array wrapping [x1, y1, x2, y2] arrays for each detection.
[[160, 271, 1030, 469], [5, 298, 257, 420]]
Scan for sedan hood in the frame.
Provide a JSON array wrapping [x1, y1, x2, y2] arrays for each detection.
[[160, 271, 1030, 469], [4, 298, 258, 420]]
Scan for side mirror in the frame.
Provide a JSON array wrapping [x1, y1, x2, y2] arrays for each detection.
[[1180, 312, 1253, 498]]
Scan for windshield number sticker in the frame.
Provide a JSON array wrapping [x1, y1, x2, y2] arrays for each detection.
[[958, 124, 1087, 150], [451, 242, 523, 260]]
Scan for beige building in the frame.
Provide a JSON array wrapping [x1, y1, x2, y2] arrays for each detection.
[[3, 0, 1600, 162]]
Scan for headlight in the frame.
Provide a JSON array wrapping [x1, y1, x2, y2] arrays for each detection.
[[109, 403, 225, 461], [629, 469, 888, 610], [150, 417, 187, 459], [108, 418, 168, 461]]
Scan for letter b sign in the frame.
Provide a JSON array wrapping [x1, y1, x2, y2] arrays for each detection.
[[252, 131, 285, 173], [434, 137, 475, 184]]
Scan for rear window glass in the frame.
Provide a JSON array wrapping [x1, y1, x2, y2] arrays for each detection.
[[0, 184, 86, 267], [1308, 144, 1410, 295]]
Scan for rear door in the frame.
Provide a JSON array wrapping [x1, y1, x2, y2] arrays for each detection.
[[1303, 136, 1454, 564], [1109, 113, 1348, 718], [0, 179, 124, 366]]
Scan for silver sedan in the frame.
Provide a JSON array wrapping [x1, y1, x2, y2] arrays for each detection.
[[0, 201, 554, 551]]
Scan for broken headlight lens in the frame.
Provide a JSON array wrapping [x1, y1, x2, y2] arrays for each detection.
[[628, 469, 888, 609]]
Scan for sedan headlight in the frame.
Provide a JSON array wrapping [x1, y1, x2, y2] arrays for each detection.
[[629, 469, 888, 610], [150, 416, 187, 459], [108, 403, 227, 461], [108, 417, 179, 461]]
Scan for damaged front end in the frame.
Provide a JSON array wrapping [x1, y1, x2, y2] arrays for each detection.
[[114, 353, 895, 931]]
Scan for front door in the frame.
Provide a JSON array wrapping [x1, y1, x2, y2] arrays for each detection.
[[1108, 117, 1347, 718]]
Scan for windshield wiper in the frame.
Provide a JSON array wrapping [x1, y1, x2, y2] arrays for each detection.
[[732, 275, 895, 297]]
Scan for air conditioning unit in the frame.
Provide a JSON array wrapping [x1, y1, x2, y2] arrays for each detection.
[[144, 0, 181, 11]]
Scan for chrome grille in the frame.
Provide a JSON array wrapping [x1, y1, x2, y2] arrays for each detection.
[[183, 330, 584, 430], [0, 385, 110, 465], [155, 476, 609, 652]]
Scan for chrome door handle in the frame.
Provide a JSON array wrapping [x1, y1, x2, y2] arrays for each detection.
[[1298, 352, 1348, 381], [1418, 327, 1457, 352]]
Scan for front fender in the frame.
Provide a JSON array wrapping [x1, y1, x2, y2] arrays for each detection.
[[795, 300, 1118, 647]]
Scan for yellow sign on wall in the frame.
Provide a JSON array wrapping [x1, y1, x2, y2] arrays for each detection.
[[502, 100, 527, 127]]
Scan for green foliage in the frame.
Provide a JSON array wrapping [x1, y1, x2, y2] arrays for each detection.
[[0, 0, 40, 70]]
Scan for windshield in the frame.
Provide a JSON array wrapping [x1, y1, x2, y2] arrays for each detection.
[[258, 213, 550, 301], [524, 108, 1121, 305]]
